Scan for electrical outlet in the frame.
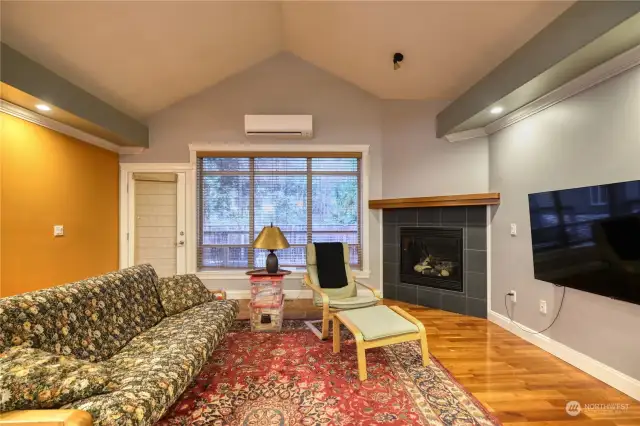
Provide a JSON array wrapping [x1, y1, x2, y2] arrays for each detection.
[[509, 290, 517, 303], [539, 300, 547, 314], [53, 225, 64, 237]]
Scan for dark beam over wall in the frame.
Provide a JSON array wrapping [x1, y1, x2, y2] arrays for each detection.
[[436, 1, 640, 138], [1, 43, 148, 147]]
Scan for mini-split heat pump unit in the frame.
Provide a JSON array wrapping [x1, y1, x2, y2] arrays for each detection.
[[244, 115, 313, 138]]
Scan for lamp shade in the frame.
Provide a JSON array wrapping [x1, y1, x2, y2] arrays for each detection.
[[253, 225, 290, 250]]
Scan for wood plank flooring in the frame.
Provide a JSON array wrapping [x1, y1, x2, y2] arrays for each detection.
[[237, 298, 640, 425]]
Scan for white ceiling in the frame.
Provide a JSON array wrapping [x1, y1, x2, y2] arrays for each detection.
[[2, 1, 572, 120]]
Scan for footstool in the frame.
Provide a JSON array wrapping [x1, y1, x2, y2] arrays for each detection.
[[333, 305, 430, 381]]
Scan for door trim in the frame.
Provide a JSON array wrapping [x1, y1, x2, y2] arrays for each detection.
[[119, 163, 193, 272]]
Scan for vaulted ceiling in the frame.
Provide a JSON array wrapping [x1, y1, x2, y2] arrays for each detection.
[[1, 1, 572, 120]]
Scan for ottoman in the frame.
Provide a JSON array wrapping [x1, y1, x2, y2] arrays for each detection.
[[333, 305, 430, 380]]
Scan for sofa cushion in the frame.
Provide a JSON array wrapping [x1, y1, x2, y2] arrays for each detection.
[[65, 300, 239, 426], [0, 346, 117, 412], [0, 264, 165, 362], [156, 274, 213, 316]]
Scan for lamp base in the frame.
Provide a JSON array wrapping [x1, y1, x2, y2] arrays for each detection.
[[266, 250, 279, 274]]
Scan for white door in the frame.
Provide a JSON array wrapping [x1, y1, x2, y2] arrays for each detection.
[[131, 173, 186, 277]]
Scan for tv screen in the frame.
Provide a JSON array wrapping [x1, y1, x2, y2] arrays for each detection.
[[528, 180, 640, 305]]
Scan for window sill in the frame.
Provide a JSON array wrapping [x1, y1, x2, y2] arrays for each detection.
[[196, 269, 371, 281]]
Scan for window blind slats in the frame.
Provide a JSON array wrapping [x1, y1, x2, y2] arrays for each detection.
[[197, 151, 362, 159], [197, 155, 362, 270], [306, 158, 313, 248]]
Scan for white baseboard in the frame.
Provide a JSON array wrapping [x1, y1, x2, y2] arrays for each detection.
[[489, 310, 640, 401], [223, 288, 376, 300]]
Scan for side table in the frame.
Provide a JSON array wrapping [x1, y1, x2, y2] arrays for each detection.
[[246, 269, 291, 332]]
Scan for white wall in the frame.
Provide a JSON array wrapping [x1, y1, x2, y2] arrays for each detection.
[[123, 53, 383, 166], [122, 53, 384, 292], [489, 64, 640, 381], [119, 47, 640, 394], [382, 100, 489, 198], [123, 52, 490, 293]]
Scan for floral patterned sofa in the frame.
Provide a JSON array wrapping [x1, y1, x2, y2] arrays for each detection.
[[0, 264, 239, 426]]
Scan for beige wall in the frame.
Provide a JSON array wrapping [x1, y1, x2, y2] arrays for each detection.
[[489, 65, 640, 380], [382, 100, 489, 198]]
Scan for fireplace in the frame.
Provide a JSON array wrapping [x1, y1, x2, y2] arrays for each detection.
[[400, 227, 463, 292]]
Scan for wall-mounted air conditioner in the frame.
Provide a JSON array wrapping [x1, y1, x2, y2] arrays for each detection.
[[244, 115, 313, 138]]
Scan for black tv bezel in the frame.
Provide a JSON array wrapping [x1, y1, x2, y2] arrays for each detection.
[[528, 180, 640, 306]]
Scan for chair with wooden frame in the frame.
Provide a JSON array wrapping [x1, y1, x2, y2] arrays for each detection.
[[303, 243, 382, 340]]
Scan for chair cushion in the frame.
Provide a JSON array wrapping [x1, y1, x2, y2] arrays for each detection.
[[328, 295, 379, 310], [337, 305, 418, 341], [307, 243, 357, 305], [306, 242, 350, 265], [0, 346, 117, 412], [156, 274, 213, 316]]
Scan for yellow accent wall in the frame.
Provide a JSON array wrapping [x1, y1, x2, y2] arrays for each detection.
[[0, 113, 119, 297]]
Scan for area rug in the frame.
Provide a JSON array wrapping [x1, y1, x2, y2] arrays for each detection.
[[157, 320, 499, 426]]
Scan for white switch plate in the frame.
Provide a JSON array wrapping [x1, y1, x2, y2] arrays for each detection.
[[539, 300, 547, 314], [510, 223, 517, 236], [53, 225, 64, 237]]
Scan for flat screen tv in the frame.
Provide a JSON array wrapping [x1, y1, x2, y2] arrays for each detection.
[[528, 180, 640, 305]]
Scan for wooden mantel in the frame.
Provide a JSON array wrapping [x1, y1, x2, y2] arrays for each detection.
[[369, 192, 500, 209]]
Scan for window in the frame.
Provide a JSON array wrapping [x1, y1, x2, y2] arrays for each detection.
[[590, 186, 608, 206], [196, 153, 362, 270]]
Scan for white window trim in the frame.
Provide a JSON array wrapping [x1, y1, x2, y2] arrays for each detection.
[[188, 142, 371, 280]]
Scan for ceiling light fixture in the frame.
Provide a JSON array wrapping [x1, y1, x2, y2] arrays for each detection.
[[393, 52, 404, 70], [490, 106, 503, 115], [35, 104, 52, 112]]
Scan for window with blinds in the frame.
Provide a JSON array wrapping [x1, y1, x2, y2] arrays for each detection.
[[196, 153, 362, 270]]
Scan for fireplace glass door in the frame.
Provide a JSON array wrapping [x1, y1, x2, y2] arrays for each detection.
[[400, 227, 463, 292]]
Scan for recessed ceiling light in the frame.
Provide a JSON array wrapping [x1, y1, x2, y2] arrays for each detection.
[[35, 104, 51, 111], [490, 106, 503, 115]]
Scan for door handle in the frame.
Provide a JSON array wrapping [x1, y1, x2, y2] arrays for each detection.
[[177, 241, 185, 246]]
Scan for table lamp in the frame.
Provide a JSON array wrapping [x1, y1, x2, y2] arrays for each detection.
[[253, 224, 290, 273]]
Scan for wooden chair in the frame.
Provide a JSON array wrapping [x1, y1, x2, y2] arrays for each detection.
[[303, 242, 381, 340]]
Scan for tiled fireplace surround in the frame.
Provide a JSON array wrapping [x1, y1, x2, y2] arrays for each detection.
[[382, 206, 488, 318]]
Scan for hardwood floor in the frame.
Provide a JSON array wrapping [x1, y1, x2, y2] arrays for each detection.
[[238, 298, 640, 425]]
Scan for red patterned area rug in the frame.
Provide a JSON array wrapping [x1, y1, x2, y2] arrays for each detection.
[[158, 320, 500, 426]]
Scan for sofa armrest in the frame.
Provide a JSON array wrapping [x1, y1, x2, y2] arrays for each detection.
[[0, 410, 92, 426]]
